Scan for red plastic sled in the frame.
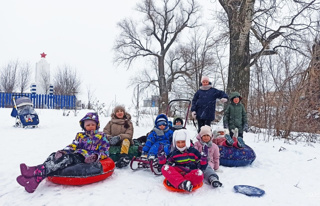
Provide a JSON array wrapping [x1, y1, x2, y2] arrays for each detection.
[[47, 158, 115, 185], [163, 178, 203, 192]]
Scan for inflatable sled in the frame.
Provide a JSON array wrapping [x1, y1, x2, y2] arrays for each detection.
[[47, 158, 115, 185], [163, 179, 203, 192], [218, 145, 256, 167], [234, 185, 265, 197], [109, 140, 141, 162]]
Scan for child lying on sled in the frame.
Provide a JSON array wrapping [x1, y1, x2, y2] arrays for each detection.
[[16, 112, 110, 193]]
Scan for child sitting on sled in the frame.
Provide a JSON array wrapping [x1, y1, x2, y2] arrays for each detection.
[[141, 114, 173, 159], [159, 129, 207, 192], [212, 127, 243, 148], [16, 112, 110, 193], [194, 125, 222, 188]]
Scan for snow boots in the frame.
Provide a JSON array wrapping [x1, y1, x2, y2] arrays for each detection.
[[116, 154, 131, 168], [17, 164, 46, 193], [236, 137, 245, 148], [179, 180, 193, 192], [224, 134, 234, 146], [209, 175, 222, 188]]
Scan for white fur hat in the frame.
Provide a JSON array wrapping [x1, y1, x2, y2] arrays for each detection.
[[172, 129, 190, 149]]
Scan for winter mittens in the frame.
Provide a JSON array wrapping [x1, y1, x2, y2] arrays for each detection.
[[220, 98, 228, 103], [109, 136, 120, 146], [84, 154, 98, 163], [54, 151, 64, 160]]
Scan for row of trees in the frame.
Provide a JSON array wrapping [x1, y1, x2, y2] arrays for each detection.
[[114, 0, 320, 138], [0, 61, 81, 96]]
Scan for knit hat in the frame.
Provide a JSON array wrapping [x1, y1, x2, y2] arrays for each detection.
[[173, 117, 183, 125], [79, 112, 100, 131], [201, 76, 210, 83], [213, 127, 225, 138], [156, 117, 167, 127], [199, 125, 212, 138], [172, 129, 191, 150], [113, 105, 126, 114], [84, 119, 97, 128]]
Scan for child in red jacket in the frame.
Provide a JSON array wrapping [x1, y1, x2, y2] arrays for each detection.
[[159, 129, 207, 192]]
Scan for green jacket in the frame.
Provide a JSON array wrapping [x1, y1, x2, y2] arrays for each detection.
[[223, 92, 248, 133]]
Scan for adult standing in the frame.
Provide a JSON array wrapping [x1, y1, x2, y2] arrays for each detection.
[[103, 105, 134, 168], [191, 76, 228, 132]]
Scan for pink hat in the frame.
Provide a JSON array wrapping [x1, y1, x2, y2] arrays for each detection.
[[199, 125, 212, 137], [84, 119, 97, 128], [201, 76, 210, 83]]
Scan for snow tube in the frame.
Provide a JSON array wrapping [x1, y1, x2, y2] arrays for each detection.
[[163, 179, 203, 192], [47, 158, 115, 185], [218, 145, 256, 167]]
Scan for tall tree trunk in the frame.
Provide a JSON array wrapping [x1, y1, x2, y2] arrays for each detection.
[[227, 34, 250, 108], [220, 0, 255, 109], [158, 56, 168, 113]]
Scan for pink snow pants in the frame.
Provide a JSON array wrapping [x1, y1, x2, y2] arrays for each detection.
[[161, 165, 204, 189]]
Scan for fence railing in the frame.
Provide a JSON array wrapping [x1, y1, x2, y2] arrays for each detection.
[[0, 92, 76, 109]]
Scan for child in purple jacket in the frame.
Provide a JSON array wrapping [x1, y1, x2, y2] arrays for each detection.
[[16, 112, 110, 193], [159, 129, 207, 192]]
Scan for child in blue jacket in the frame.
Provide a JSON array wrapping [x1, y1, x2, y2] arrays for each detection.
[[141, 114, 173, 159]]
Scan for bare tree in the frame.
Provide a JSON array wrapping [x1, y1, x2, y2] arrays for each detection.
[[114, 0, 201, 113], [217, 0, 320, 108], [86, 85, 96, 109], [17, 62, 31, 94], [0, 60, 19, 93], [53, 65, 81, 96]]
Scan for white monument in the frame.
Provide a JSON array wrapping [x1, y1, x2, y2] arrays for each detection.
[[31, 52, 53, 95]]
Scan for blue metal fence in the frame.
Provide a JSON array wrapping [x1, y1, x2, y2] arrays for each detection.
[[0, 93, 76, 109]]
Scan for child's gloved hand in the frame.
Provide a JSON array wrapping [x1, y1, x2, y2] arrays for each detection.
[[202, 145, 209, 157], [85, 154, 98, 163], [54, 151, 64, 160], [191, 111, 196, 119], [109, 136, 120, 146], [220, 98, 228, 103]]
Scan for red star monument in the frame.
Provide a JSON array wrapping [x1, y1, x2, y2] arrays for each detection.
[[40, 52, 47, 58]]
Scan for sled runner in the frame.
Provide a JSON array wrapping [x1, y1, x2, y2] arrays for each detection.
[[11, 96, 39, 128], [163, 179, 203, 192], [47, 158, 115, 185], [130, 156, 162, 175], [233, 185, 265, 197]]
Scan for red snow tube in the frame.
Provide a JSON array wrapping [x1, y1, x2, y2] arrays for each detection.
[[163, 179, 203, 192], [47, 158, 115, 185]]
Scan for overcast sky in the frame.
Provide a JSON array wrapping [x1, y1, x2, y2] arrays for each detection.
[[0, 0, 215, 110]]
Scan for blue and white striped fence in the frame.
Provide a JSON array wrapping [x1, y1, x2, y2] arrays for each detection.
[[0, 93, 76, 109]]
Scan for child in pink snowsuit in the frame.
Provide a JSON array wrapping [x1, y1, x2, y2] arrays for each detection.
[[194, 125, 222, 188], [159, 129, 207, 192]]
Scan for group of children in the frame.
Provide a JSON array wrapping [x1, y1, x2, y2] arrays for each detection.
[[17, 75, 249, 193]]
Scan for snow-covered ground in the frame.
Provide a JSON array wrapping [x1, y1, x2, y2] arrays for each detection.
[[1, 108, 320, 206]]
